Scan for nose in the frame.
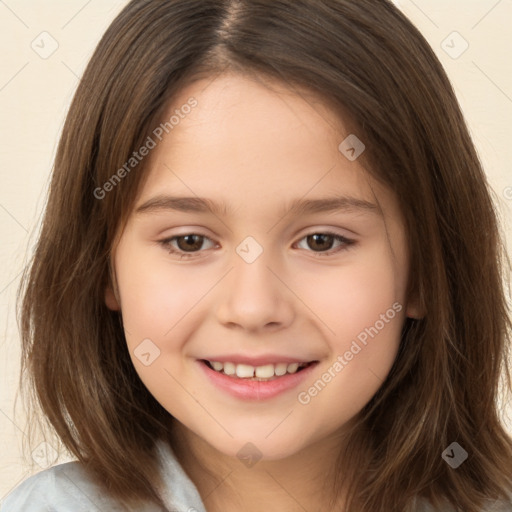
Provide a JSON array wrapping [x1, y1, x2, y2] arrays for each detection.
[[215, 248, 295, 333]]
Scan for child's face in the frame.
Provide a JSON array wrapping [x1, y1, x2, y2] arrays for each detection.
[[107, 72, 420, 460]]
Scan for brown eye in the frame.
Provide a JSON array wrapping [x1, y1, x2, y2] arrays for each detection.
[[174, 234, 205, 252], [296, 232, 355, 256], [306, 234, 335, 251], [160, 234, 216, 259]]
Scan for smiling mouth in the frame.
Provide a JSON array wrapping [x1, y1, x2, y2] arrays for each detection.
[[201, 359, 317, 381]]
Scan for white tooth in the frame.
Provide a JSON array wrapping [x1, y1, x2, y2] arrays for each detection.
[[287, 363, 299, 374], [217, 361, 304, 378], [255, 364, 275, 378], [223, 362, 236, 375], [236, 364, 255, 378], [274, 363, 288, 376]]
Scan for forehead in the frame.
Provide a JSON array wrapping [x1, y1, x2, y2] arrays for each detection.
[[134, 72, 401, 227], [164, 71, 349, 164]]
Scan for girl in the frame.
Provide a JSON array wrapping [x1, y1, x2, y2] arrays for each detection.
[[2, 0, 512, 511]]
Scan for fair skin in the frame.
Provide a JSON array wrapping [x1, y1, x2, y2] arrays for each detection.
[[106, 72, 422, 511]]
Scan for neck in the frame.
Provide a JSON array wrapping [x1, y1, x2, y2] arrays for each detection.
[[168, 421, 350, 512]]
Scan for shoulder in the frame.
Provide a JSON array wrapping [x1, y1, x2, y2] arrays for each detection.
[[1, 440, 205, 512], [0, 461, 128, 512], [416, 496, 512, 512]]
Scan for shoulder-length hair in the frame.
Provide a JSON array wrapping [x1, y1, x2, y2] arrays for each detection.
[[17, 0, 512, 510]]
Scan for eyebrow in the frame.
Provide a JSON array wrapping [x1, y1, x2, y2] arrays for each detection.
[[135, 194, 379, 218]]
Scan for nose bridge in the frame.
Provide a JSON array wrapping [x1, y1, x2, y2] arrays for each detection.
[[215, 237, 294, 331]]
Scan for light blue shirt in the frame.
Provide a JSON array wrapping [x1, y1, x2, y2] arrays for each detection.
[[0, 439, 207, 511], [1, 439, 511, 511]]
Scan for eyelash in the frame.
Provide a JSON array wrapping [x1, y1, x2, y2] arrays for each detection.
[[158, 231, 356, 259]]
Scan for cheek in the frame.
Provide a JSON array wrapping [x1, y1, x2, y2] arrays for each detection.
[[116, 246, 202, 341], [293, 244, 402, 340], [293, 245, 404, 400], [114, 244, 217, 404], [115, 252, 199, 407]]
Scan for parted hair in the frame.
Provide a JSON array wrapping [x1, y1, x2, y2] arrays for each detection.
[[17, 0, 512, 510]]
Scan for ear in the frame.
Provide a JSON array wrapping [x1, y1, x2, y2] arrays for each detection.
[[105, 285, 121, 311], [405, 296, 425, 319]]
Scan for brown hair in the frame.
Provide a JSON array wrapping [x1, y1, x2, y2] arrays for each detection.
[[17, 0, 512, 510]]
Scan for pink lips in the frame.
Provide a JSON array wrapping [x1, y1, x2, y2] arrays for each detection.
[[197, 359, 318, 401]]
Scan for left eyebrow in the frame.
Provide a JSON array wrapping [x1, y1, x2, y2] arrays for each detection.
[[134, 195, 380, 218]]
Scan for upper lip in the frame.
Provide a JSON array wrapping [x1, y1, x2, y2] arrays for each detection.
[[200, 354, 318, 366]]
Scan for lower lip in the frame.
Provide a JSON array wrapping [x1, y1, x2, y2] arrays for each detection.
[[197, 360, 318, 401]]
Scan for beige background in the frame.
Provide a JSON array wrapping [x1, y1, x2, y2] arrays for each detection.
[[1, 0, 511, 502]]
